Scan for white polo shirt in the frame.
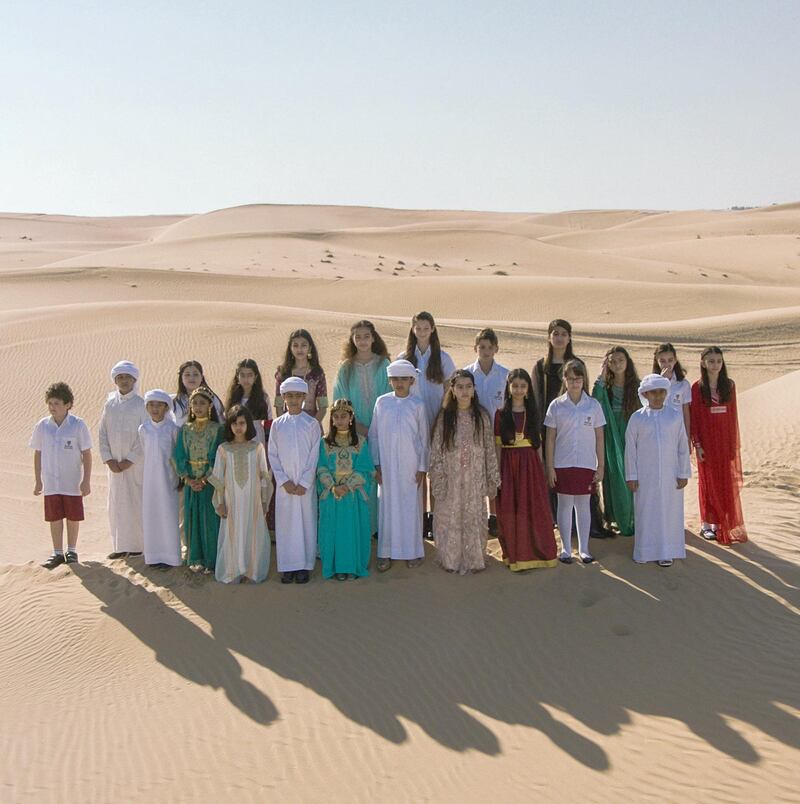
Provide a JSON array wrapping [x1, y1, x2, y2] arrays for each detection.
[[666, 376, 691, 410], [463, 359, 509, 423], [29, 413, 92, 496], [544, 392, 606, 470]]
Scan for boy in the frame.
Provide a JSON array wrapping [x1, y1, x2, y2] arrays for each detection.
[[30, 382, 92, 568], [268, 377, 319, 584], [624, 374, 691, 567], [99, 360, 147, 559], [139, 389, 181, 568], [369, 359, 430, 571], [463, 328, 508, 535]]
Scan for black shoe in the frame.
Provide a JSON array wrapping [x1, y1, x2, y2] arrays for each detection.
[[581, 554, 596, 564], [127, 551, 142, 557], [294, 570, 310, 584], [281, 572, 295, 584], [558, 554, 573, 565], [42, 553, 66, 569], [424, 512, 434, 541], [107, 552, 126, 559], [65, 550, 79, 564], [488, 515, 499, 538]]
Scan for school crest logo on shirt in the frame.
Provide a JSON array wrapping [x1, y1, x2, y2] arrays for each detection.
[[583, 416, 593, 427], [63, 440, 73, 450]]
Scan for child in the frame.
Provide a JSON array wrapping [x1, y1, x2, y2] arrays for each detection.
[[268, 377, 320, 584], [625, 374, 691, 567], [274, 329, 328, 423], [429, 370, 500, 574], [172, 360, 224, 426], [368, 359, 430, 571], [317, 399, 375, 580], [463, 327, 509, 535], [544, 359, 606, 564], [30, 382, 92, 568], [210, 405, 272, 583], [690, 347, 747, 544], [99, 360, 148, 559], [138, 389, 181, 568], [332, 320, 391, 437], [494, 369, 558, 570], [531, 319, 576, 434], [592, 346, 641, 537], [173, 387, 223, 573], [225, 358, 273, 447], [653, 343, 691, 446]]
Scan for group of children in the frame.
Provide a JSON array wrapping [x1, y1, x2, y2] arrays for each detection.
[[31, 316, 748, 579]]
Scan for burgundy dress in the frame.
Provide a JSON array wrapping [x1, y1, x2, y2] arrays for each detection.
[[494, 410, 557, 570]]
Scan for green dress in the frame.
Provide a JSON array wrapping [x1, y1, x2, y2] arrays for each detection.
[[592, 381, 637, 536], [316, 434, 375, 578], [174, 420, 224, 569]]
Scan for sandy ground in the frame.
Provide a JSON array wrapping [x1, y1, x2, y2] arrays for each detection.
[[1, 204, 798, 801]]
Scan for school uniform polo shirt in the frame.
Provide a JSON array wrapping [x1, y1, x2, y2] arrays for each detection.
[[544, 392, 606, 470], [666, 377, 691, 411], [29, 414, 92, 496], [463, 359, 509, 423]]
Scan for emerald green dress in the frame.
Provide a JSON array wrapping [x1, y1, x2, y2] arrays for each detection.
[[592, 381, 638, 536], [174, 420, 224, 569], [316, 434, 375, 578]]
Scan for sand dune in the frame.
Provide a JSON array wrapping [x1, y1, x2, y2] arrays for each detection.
[[1, 203, 798, 801]]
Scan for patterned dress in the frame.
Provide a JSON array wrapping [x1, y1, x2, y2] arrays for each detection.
[[429, 410, 500, 574]]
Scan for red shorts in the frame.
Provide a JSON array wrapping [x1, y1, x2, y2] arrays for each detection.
[[554, 467, 595, 495], [44, 494, 85, 522]]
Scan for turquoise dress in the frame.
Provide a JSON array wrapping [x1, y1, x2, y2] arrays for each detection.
[[317, 434, 375, 578], [173, 420, 224, 569]]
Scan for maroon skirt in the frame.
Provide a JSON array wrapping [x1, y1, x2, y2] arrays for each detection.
[[554, 467, 595, 495]]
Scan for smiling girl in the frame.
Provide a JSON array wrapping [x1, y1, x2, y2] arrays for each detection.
[[274, 329, 328, 423]]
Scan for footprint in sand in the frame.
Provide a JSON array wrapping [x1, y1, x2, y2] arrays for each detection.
[[611, 624, 632, 637], [579, 590, 603, 608]]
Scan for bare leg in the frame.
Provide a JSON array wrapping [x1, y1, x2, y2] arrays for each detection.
[[66, 520, 80, 551], [49, 520, 64, 552]]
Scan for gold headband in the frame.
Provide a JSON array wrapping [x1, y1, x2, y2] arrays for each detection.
[[330, 398, 354, 414], [190, 386, 214, 402]]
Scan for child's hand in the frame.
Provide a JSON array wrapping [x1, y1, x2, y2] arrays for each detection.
[[118, 460, 133, 472], [282, 481, 297, 494], [626, 480, 639, 492], [676, 478, 688, 489], [333, 484, 348, 499], [416, 471, 426, 487], [660, 366, 672, 379], [375, 467, 382, 486], [547, 467, 557, 488], [106, 459, 121, 473], [695, 445, 705, 462], [295, 484, 307, 496], [216, 503, 227, 518], [356, 422, 369, 437], [80, 480, 91, 497], [33, 480, 43, 496], [188, 478, 204, 492]]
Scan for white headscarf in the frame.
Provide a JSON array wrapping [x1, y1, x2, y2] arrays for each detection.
[[144, 388, 172, 406], [638, 373, 670, 407], [109, 360, 141, 398], [279, 376, 309, 395], [387, 359, 418, 378]]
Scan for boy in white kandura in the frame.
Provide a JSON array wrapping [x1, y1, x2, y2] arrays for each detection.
[[625, 374, 691, 568]]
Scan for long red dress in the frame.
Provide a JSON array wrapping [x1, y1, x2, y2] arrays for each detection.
[[494, 410, 557, 570], [690, 381, 748, 544]]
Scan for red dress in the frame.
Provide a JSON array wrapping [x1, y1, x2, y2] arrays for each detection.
[[690, 381, 747, 544], [494, 411, 557, 569]]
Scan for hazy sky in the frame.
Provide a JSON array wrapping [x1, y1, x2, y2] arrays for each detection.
[[2, 1, 798, 215]]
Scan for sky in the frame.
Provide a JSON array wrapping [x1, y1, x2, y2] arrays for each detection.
[[1, 1, 798, 216]]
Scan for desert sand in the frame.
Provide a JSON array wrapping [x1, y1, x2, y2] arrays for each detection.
[[1, 204, 798, 801]]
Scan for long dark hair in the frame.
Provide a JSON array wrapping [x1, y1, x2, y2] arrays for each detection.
[[277, 329, 322, 380], [324, 400, 359, 447], [699, 346, 733, 404], [341, 319, 389, 362], [223, 404, 256, 442], [652, 343, 686, 381], [174, 360, 220, 416], [404, 311, 446, 384], [226, 358, 269, 419], [436, 369, 485, 451], [187, 387, 219, 423], [543, 319, 575, 371], [602, 346, 641, 420], [498, 368, 541, 448]]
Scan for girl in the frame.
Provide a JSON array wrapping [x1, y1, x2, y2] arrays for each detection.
[[690, 347, 748, 544], [210, 406, 272, 583], [494, 369, 557, 571], [592, 346, 641, 537], [544, 359, 606, 564], [317, 399, 375, 580], [332, 320, 391, 437], [225, 358, 273, 447], [172, 360, 224, 426], [429, 370, 500, 574], [531, 319, 576, 436], [653, 343, 691, 447], [274, 329, 328, 423], [173, 387, 224, 573]]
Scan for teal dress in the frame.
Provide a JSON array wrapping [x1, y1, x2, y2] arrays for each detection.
[[174, 420, 224, 569], [592, 381, 638, 536], [317, 435, 375, 578]]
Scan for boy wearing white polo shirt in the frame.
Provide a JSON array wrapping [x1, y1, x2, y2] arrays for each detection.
[[463, 328, 508, 535], [30, 382, 92, 568]]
